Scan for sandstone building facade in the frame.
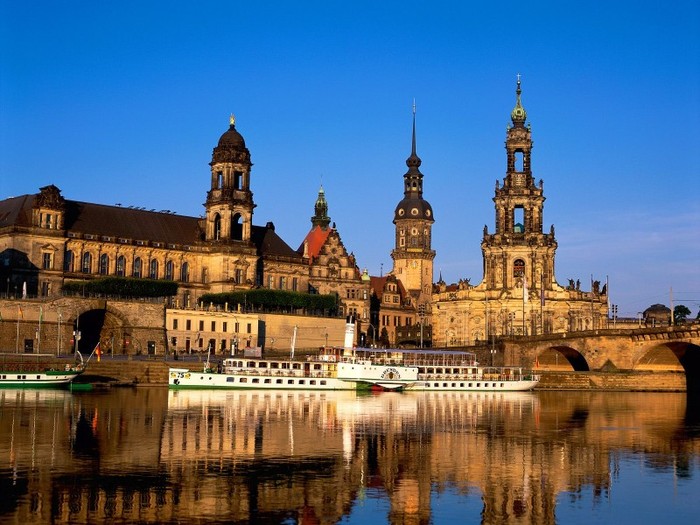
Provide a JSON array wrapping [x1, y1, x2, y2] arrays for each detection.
[[0, 115, 368, 351], [431, 79, 609, 346]]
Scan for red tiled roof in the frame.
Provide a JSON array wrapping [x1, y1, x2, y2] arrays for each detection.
[[298, 226, 332, 262]]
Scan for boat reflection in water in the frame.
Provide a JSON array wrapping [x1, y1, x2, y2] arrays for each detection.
[[1, 388, 699, 524], [162, 389, 543, 523]]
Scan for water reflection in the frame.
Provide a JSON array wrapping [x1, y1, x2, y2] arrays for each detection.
[[0, 389, 698, 524]]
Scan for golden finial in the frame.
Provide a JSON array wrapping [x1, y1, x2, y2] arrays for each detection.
[[229, 113, 236, 126]]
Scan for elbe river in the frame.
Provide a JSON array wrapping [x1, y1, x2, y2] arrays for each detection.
[[1, 388, 698, 524]]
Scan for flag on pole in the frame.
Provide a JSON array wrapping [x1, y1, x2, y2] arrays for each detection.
[[523, 275, 528, 305], [18, 306, 23, 318], [96, 342, 101, 362]]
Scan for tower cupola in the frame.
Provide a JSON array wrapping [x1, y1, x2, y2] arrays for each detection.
[[311, 185, 331, 229]]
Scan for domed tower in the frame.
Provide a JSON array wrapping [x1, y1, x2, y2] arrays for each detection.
[[391, 105, 435, 307], [205, 114, 255, 243], [311, 185, 331, 229], [481, 76, 557, 296]]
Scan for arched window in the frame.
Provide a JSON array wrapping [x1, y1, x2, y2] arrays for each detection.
[[64, 250, 74, 272], [165, 260, 174, 280], [513, 259, 525, 279], [213, 213, 222, 240], [180, 262, 189, 283], [133, 257, 142, 278], [149, 259, 158, 279], [515, 151, 524, 171], [81, 252, 92, 273], [231, 213, 243, 240], [99, 253, 109, 275], [116, 255, 126, 276]]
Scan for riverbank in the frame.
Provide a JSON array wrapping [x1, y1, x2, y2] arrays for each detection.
[[0, 354, 689, 391]]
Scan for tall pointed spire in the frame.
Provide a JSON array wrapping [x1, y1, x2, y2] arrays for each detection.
[[406, 100, 421, 171], [510, 74, 527, 126]]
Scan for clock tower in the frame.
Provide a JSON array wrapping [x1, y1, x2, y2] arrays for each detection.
[[390, 106, 435, 308]]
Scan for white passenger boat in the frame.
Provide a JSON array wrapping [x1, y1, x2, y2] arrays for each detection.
[[374, 349, 540, 392], [168, 347, 538, 392], [169, 346, 418, 391]]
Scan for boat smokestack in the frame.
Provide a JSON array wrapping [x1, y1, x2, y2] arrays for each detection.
[[344, 315, 356, 350]]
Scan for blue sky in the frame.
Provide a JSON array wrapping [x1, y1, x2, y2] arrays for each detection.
[[1, 1, 698, 318]]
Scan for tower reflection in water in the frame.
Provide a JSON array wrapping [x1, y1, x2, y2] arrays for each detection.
[[0, 388, 697, 524]]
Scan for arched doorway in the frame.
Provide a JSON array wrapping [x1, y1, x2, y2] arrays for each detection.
[[73, 308, 128, 357]]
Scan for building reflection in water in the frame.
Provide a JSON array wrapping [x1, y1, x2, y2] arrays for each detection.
[[0, 388, 698, 524]]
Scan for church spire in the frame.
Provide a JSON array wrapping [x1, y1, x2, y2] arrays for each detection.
[[405, 100, 422, 173], [510, 74, 527, 127]]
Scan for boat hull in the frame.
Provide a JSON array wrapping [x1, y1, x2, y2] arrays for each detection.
[[0, 370, 82, 389], [168, 368, 538, 392], [169, 368, 358, 390], [408, 377, 539, 392]]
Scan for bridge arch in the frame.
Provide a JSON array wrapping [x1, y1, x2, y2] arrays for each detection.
[[636, 341, 700, 392], [536, 345, 591, 372]]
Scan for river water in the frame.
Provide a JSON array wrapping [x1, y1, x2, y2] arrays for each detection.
[[0, 388, 698, 524]]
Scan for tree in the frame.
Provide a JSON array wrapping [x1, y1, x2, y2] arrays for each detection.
[[673, 304, 691, 324]]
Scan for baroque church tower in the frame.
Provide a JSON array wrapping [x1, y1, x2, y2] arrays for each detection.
[[433, 77, 608, 347], [391, 105, 435, 308], [481, 77, 558, 297], [205, 114, 255, 244]]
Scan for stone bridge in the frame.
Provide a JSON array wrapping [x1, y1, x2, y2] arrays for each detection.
[[489, 324, 700, 390]]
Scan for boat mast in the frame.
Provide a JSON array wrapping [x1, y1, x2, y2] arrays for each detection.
[[290, 325, 297, 360]]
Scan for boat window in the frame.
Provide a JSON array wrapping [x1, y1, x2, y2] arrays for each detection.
[[282, 363, 289, 369], [313, 364, 322, 370], [258, 362, 268, 368], [320, 380, 326, 385], [276, 379, 283, 384], [476, 383, 481, 387], [252, 378, 259, 383], [264, 379, 271, 384], [240, 378, 247, 383], [287, 379, 294, 384], [310, 380, 316, 385], [226, 377, 235, 382], [271, 362, 279, 369], [247, 362, 256, 368], [500, 383, 504, 387], [460, 383, 464, 387], [433, 383, 439, 387], [468, 383, 473, 387], [292, 363, 301, 369], [299, 380, 305, 385]]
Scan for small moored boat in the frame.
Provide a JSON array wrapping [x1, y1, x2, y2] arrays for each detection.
[[0, 364, 84, 388]]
